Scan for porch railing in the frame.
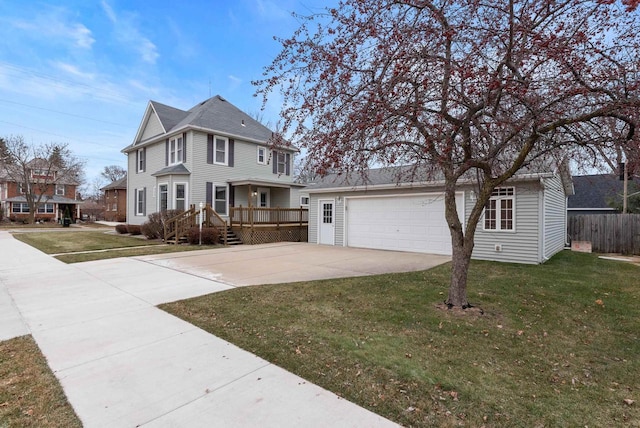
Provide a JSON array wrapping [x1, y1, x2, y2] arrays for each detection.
[[164, 206, 197, 244], [164, 204, 228, 244], [229, 206, 308, 227]]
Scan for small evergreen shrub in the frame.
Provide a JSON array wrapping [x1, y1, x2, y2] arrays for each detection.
[[187, 226, 220, 245], [115, 224, 128, 234], [127, 224, 142, 235]]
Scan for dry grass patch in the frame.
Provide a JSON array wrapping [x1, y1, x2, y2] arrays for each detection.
[[161, 251, 640, 427], [12, 230, 160, 254], [0, 336, 81, 427]]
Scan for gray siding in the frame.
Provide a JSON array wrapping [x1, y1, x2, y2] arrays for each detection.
[[127, 139, 168, 225], [141, 113, 164, 141], [542, 176, 567, 260], [471, 181, 542, 264]]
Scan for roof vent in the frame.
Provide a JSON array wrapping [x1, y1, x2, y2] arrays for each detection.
[[241, 119, 245, 126]]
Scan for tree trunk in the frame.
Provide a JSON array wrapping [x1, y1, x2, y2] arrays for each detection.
[[446, 237, 474, 308], [442, 180, 476, 309]]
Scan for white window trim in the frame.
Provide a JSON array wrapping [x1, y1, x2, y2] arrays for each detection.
[[137, 148, 145, 172], [277, 152, 286, 174], [37, 203, 54, 214], [482, 187, 516, 232], [55, 184, 65, 196], [158, 183, 169, 212], [214, 136, 229, 166], [213, 183, 228, 215], [136, 188, 145, 216], [300, 196, 310, 206], [173, 182, 188, 211], [257, 146, 267, 165], [169, 135, 185, 165]]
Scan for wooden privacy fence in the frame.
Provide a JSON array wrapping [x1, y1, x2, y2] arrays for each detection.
[[568, 214, 640, 255]]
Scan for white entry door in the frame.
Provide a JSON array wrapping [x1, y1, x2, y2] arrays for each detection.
[[318, 199, 335, 245]]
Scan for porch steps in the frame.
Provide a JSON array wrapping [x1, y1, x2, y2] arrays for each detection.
[[224, 227, 243, 246]]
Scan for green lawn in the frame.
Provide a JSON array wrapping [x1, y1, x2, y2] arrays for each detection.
[[161, 251, 640, 427], [0, 336, 81, 427]]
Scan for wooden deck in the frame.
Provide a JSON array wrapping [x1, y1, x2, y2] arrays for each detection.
[[164, 205, 308, 245]]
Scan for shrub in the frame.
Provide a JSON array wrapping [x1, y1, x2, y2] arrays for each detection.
[[142, 210, 183, 240], [127, 224, 142, 235], [187, 226, 220, 245], [115, 224, 128, 234]]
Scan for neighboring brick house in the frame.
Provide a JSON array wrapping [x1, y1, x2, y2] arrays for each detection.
[[100, 176, 127, 222], [122, 95, 304, 225], [0, 159, 80, 222]]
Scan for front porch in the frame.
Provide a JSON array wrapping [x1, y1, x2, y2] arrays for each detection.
[[229, 206, 308, 245], [164, 205, 308, 245]]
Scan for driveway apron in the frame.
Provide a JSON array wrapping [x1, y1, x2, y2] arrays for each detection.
[[0, 232, 397, 427]]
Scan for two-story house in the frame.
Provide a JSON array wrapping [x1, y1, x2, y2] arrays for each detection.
[[123, 95, 304, 226], [100, 176, 127, 222], [0, 158, 80, 223]]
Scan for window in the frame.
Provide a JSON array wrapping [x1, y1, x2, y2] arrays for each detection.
[[55, 184, 65, 196], [169, 136, 185, 165], [300, 196, 310, 206], [112, 202, 117, 211], [257, 146, 267, 165], [174, 183, 187, 211], [215, 185, 227, 215], [484, 187, 515, 231], [18, 183, 25, 194], [12, 203, 29, 213], [159, 184, 168, 211], [137, 148, 145, 172], [215, 136, 228, 165], [277, 152, 286, 174], [37, 203, 54, 213], [322, 202, 333, 224], [136, 188, 145, 216]]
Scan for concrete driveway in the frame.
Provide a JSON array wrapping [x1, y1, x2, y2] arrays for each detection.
[[135, 242, 451, 287]]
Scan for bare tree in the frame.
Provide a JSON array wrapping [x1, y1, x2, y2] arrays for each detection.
[[256, 0, 640, 308], [1, 135, 85, 224], [100, 165, 126, 183]]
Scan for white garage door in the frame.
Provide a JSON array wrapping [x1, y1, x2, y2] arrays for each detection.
[[346, 193, 463, 255]]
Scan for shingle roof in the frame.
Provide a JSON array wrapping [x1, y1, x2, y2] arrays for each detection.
[[125, 95, 293, 153], [151, 163, 191, 177], [100, 176, 127, 191], [568, 174, 638, 209], [304, 164, 564, 191], [150, 101, 190, 133]]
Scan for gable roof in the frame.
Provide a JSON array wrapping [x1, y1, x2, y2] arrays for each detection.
[[124, 95, 290, 152], [305, 165, 564, 193], [100, 176, 127, 191], [568, 174, 638, 210]]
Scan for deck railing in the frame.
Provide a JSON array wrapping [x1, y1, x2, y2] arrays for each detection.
[[164, 204, 228, 244], [229, 206, 308, 227]]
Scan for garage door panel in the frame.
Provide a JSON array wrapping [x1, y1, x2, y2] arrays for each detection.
[[346, 194, 462, 255]]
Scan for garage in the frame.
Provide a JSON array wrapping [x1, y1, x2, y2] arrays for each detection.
[[345, 193, 463, 255]]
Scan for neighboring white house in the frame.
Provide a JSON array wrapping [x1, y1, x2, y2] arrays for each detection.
[[122, 95, 304, 225], [301, 166, 572, 264]]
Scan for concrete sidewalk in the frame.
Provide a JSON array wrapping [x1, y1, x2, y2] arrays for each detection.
[[0, 232, 397, 427]]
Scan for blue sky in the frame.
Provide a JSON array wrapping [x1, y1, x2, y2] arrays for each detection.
[[0, 0, 330, 188]]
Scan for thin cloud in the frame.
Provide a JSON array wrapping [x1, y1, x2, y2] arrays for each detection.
[[8, 11, 95, 50], [100, 1, 159, 64], [52, 62, 96, 81]]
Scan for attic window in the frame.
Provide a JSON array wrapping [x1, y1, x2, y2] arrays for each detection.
[[241, 119, 245, 126]]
